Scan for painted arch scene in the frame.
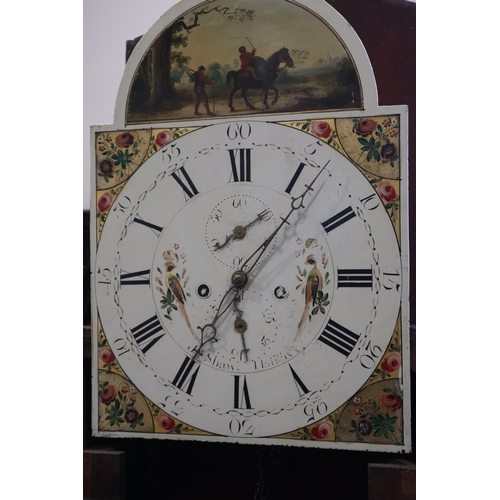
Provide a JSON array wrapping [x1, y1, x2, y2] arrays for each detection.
[[126, 0, 362, 123]]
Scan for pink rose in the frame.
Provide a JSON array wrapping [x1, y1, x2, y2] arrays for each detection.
[[97, 192, 114, 213], [355, 119, 377, 137], [377, 181, 397, 202], [101, 384, 116, 406], [99, 347, 115, 365], [381, 352, 401, 373], [155, 130, 173, 147], [311, 419, 333, 439], [378, 393, 402, 413], [157, 414, 175, 431], [311, 121, 332, 138], [115, 132, 134, 148]]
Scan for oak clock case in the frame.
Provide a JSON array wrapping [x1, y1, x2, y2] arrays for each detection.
[[94, 120, 402, 439]]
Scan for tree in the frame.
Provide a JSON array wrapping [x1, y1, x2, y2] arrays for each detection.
[[129, 5, 256, 111], [207, 62, 223, 85]]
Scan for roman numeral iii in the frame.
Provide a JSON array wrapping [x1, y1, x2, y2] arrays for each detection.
[[337, 268, 373, 288]]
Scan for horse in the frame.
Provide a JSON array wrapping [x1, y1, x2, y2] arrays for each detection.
[[226, 47, 294, 112]]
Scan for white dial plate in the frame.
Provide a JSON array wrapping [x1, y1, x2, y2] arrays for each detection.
[[95, 120, 402, 437]]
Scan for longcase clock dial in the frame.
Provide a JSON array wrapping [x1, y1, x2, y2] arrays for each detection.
[[94, 121, 402, 438]]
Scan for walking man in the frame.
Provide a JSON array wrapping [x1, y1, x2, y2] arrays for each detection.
[[191, 66, 215, 116]]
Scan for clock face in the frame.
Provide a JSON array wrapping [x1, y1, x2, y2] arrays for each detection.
[[94, 120, 402, 438]]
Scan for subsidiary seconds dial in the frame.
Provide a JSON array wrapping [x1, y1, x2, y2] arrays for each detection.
[[205, 194, 276, 268]]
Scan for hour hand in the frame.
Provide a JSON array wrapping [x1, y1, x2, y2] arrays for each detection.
[[214, 209, 270, 250]]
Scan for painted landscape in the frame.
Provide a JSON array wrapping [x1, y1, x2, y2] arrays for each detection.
[[126, 0, 362, 123]]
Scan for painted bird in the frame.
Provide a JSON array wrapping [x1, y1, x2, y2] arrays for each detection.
[[295, 255, 323, 341], [164, 260, 197, 337]]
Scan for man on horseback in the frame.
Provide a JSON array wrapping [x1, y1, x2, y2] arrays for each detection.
[[227, 47, 293, 112], [239, 46, 261, 81]]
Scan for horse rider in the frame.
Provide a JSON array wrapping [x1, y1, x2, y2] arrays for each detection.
[[239, 46, 261, 80]]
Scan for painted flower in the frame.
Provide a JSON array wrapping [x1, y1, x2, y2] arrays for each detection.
[[99, 159, 114, 177], [98, 346, 115, 365], [157, 413, 175, 431], [310, 121, 332, 138], [355, 119, 377, 137], [155, 130, 173, 147], [377, 181, 397, 202], [124, 408, 139, 424], [381, 352, 401, 373], [115, 132, 134, 148], [378, 393, 402, 413], [97, 192, 114, 213], [101, 384, 117, 406], [358, 420, 372, 436], [381, 142, 397, 160], [311, 419, 333, 439]]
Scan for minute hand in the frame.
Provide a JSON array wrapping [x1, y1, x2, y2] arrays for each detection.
[[239, 162, 329, 277]]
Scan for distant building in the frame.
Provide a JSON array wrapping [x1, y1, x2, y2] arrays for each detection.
[[178, 70, 193, 89]]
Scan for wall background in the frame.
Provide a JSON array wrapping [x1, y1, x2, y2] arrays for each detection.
[[83, 0, 177, 209]]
